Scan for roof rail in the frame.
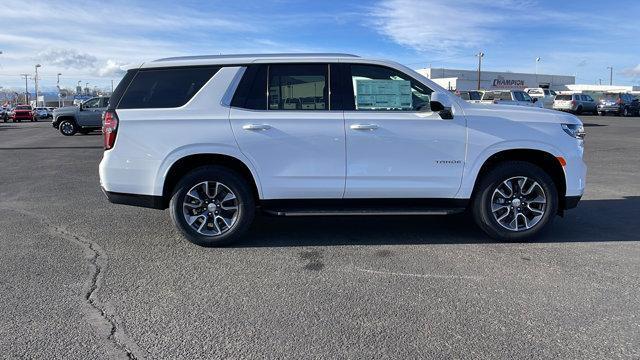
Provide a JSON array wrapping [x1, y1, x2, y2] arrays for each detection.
[[153, 53, 360, 62]]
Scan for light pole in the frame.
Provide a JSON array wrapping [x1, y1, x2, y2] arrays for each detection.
[[34, 64, 41, 107], [535, 57, 541, 86], [476, 51, 484, 91], [85, 82, 89, 95], [57, 73, 62, 107], [20, 74, 29, 104], [606, 66, 613, 86]]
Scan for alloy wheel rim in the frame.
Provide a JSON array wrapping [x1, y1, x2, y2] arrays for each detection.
[[182, 181, 239, 237], [490, 176, 547, 232], [61, 122, 73, 134]]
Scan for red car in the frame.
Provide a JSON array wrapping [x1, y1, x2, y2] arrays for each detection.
[[10, 105, 36, 122]]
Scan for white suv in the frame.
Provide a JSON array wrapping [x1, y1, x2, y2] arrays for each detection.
[[99, 53, 586, 246]]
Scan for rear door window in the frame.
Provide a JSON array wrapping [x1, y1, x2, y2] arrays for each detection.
[[118, 66, 220, 109], [268, 64, 327, 110]]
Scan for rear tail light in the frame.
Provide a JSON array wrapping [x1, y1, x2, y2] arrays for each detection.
[[571, 100, 576, 107], [616, 98, 623, 105], [102, 110, 119, 150]]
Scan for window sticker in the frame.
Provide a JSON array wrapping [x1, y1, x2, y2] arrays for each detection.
[[354, 79, 412, 110]]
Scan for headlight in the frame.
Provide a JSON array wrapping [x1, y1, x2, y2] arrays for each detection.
[[561, 124, 585, 139]]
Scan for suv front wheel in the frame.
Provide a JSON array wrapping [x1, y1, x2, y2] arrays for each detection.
[[169, 166, 255, 247], [472, 161, 558, 241], [59, 120, 77, 136]]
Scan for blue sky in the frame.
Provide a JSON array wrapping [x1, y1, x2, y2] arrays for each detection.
[[0, 0, 638, 92]]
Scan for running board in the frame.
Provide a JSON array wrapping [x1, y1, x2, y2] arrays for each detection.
[[262, 208, 465, 216], [259, 199, 469, 217]]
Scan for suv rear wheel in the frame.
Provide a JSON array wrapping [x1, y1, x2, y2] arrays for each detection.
[[472, 161, 558, 242], [169, 166, 255, 247], [59, 120, 77, 136]]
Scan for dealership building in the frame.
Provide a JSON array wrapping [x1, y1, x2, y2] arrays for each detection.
[[416, 67, 576, 91]]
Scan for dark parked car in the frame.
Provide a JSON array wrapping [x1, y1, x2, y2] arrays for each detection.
[[597, 93, 639, 117]]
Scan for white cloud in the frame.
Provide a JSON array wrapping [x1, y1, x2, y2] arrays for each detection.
[[96, 60, 128, 77], [369, 0, 532, 54], [37, 49, 97, 69], [621, 64, 640, 78]]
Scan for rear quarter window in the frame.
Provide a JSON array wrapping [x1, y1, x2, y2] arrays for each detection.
[[117, 66, 221, 109]]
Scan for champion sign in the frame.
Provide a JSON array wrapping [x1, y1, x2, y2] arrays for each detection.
[[492, 75, 526, 88]]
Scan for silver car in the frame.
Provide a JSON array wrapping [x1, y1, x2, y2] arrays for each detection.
[[553, 94, 597, 114]]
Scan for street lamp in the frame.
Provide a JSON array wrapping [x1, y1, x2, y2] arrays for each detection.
[[476, 51, 484, 90], [606, 66, 613, 86], [35, 64, 42, 107], [535, 57, 541, 86], [57, 73, 62, 107]]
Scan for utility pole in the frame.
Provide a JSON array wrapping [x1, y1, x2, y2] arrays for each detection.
[[34, 64, 41, 107], [606, 66, 613, 86], [57, 73, 62, 107], [20, 74, 29, 104], [476, 51, 484, 91], [111, 79, 114, 93], [85, 82, 89, 95]]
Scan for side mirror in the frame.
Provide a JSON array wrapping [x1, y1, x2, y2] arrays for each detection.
[[531, 97, 538, 103], [429, 92, 454, 120], [79, 103, 83, 110]]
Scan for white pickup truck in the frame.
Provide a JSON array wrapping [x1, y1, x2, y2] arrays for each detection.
[[525, 88, 557, 109]]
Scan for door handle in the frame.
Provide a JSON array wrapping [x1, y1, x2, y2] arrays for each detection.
[[242, 124, 271, 131], [350, 124, 379, 131]]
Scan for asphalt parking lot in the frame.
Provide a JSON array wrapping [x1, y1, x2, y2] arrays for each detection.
[[1, 116, 639, 359]]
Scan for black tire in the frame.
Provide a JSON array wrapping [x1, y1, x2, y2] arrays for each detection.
[[598, 111, 605, 116], [472, 161, 558, 242], [169, 166, 255, 247], [622, 107, 630, 117], [59, 120, 77, 136], [575, 105, 582, 115]]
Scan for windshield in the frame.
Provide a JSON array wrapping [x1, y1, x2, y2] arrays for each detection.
[[16, 106, 31, 110], [555, 95, 572, 100]]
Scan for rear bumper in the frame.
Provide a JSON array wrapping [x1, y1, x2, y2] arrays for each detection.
[[564, 195, 582, 210], [102, 188, 165, 210], [597, 105, 621, 112]]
